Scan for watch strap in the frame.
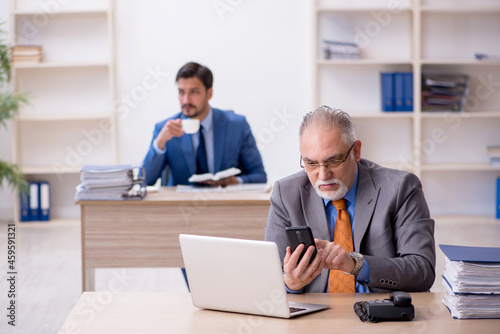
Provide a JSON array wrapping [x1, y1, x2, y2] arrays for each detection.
[[349, 252, 364, 275]]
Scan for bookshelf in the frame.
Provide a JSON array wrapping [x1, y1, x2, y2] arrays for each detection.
[[9, 0, 118, 220], [313, 0, 500, 220]]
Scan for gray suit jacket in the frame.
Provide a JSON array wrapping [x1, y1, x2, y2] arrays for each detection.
[[265, 159, 436, 293]]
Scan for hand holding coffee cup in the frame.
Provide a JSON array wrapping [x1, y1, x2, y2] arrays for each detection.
[[181, 119, 200, 134]]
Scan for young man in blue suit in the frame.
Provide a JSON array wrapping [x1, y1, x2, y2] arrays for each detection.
[[143, 62, 267, 186]]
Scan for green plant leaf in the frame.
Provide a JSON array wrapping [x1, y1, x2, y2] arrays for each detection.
[[0, 160, 29, 194], [0, 91, 29, 127], [0, 22, 11, 84], [0, 22, 30, 194]]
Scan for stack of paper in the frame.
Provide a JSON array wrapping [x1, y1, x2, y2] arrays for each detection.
[[421, 74, 469, 112], [475, 53, 500, 61], [75, 164, 146, 201], [487, 146, 500, 166], [322, 40, 360, 60], [440, 244, 500, 319]]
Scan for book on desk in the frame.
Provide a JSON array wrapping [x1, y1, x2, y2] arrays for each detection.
[[188, 167, 241, 183]]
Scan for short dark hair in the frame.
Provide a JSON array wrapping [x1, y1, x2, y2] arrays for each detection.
[[176, 62, 213, 90]]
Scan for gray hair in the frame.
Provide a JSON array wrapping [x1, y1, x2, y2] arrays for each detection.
[[299, 105, 357, 145]]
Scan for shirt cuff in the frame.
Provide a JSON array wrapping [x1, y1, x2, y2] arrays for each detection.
[[153, 139, 166, 155], [283, 273, 304, 294], [356, 260, 370, 286], [235, 176, 244, 184]]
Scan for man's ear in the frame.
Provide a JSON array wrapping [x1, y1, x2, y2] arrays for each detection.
[[207, 87, 213, 100], [354, 140, 362, 162]]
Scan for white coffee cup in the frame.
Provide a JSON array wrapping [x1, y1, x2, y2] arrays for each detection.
[[181, 119, 200, 134]]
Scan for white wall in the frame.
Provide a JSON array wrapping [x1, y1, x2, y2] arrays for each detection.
[[0, 0, 313, 220], [116, 0, 313, 181]]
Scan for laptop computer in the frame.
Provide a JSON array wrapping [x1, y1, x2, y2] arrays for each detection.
[[179, 234, 330, 318]]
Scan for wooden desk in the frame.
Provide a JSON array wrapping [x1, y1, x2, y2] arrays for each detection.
[[57, 292, 500, 334], [77, 187, 271, 291]]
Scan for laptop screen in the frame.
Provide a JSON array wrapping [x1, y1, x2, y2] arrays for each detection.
[[179, 234, 293, 318]]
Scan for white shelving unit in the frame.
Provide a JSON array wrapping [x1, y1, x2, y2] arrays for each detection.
[[9, 0, 118, 220], [313, 0, 500, 220]]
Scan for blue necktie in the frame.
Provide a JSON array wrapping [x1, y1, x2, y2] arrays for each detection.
[[196, 126, 209, 175]]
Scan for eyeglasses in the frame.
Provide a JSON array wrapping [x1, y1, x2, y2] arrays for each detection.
[[300, 142, 355, 172]]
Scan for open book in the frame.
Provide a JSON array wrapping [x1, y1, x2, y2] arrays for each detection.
[[188, 167, 241, 183]]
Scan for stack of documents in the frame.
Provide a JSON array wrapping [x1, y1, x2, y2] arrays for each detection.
[[75, 164, 146, 201], [487, 146, 500, 166], [475, 53, 500, 61], [322, 40, 360, 60], [440, 244, 500, 319], [421, 73, 469, 112]]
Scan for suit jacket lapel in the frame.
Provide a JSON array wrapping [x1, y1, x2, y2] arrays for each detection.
[[353, 162, 380, 252], [300, 181, 330, 241], [180, 134, 196, 177], [212, 109, 227, 172]]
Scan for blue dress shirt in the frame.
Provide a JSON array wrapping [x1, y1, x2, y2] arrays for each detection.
[[322, 166, 370, 293], [286, 166, 370, 294]]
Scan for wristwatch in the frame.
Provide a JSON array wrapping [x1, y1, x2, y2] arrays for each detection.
[[348, 252, 364, 275]]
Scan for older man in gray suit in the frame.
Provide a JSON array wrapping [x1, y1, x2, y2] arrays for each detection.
[[265, 106, 435, 293]]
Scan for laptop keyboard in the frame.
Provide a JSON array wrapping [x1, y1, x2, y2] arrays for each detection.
[[289, 307, 307, 314]]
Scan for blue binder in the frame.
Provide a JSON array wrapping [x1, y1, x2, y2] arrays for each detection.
[[39, 181, 50, 221], [440, 244, 500, 263], [403, 72, 413, 112], [29, 182, 40, 221], [496, 177, 500, 219], [381, 72, 394, 112], [19, 191, 31, 222], [394, 72, 405, 111]]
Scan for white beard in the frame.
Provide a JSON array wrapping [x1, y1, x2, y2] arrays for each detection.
[[314, 178, 349, 201]]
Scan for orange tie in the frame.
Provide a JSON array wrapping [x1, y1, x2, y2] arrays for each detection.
[[328, 198, 356, 293]]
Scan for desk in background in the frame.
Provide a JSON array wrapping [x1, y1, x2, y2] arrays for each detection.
[[57, 292, 500, 333], [77, 187, 271, 291]]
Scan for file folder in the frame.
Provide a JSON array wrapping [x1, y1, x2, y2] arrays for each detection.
[[496, 177, 500, 219], [39, 181, 50, 221], [381, 72, 394, 112], [440, 243, 500, 320], [439, 244, 500, 263], [19, 191, 31, 222], [29, 181, 40, 221], [403, 72, 413, 112], [394, 72, 404, 111]]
